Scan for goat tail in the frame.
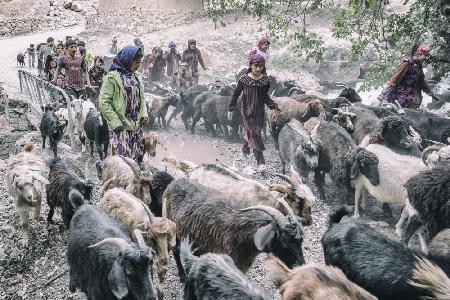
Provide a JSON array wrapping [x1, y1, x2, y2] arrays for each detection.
[[266, 256, 291, 288], [69, 189, 85, 210], [408, 257, 450, 300], [100, 177, 117, 197], [23, 144, 35, 152], [179, 237, 197, 276], [328, 205, 354, 227]]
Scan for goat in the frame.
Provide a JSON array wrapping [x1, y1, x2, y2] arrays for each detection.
[[100, 188, 176, 299], [39, 107, 65, 157], [345, 105, 380, 144], [46, 158, 94, 227], [322, 205, 450, 300], [267, 257, 377, 300], [6, 144, 49, 247], [313, 121, 380, 201], [163, 178, 305, 282], [70, 98, 96, 152], [180, 238, 268, 300], [164, 156, 315, 225], [428, 229, 450, 261], [422, 144, 450, 168], [267, 97, 325, 149], [335, 83, 363, 103], [146, 92, 180, 129], [174, 85, 209, 130], [67, 194, 156, 300], [352, 144, 428, 239], [84, 108, 109, 160]]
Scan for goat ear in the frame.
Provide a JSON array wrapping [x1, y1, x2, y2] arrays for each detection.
[[369, 122, 386, 143], [108, 260, 128, 299], [350, 160, 359, 179], [254, 224, 275, 251], [32, 175, 50, 185], [269, 184, 291, 194]]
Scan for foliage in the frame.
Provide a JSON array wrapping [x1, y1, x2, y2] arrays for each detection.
[[202, 0, 449, 88]]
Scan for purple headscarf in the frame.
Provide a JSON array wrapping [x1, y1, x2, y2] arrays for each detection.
[[249, 53, 266, 66], [110, 46, 141, 75]]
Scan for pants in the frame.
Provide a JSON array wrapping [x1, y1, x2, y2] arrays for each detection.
[[28, 55, 35, 68], [242, 140, 265, 165]]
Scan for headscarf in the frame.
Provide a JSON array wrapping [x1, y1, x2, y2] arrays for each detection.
[[257, 37, 270, 49], [169, 41, 176, 48], [414, 44, 431, 56], [110, 46, 141, 76], [249, 53, 266, 66], [134, 37, 142, 46], [188, 39, 197, 47]]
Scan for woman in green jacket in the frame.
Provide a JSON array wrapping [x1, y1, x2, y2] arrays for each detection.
[[99, 46, 148, 160]]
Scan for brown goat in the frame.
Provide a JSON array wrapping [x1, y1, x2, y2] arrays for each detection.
[[267, 257, 378, 300]]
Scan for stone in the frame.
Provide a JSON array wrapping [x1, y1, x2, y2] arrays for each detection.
[[63, 1, 72, 9]]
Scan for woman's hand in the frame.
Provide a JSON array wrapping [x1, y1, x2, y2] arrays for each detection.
[[114, 126, 123, 133], [227, 111, 233, 121]]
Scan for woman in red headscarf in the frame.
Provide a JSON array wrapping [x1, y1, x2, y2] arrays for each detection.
[[379, 43, 441, 109], [248, 37, 270, 64], [228, 53, 280, 171]]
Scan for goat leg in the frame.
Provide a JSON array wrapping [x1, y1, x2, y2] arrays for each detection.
[[395, 205, 410, 236], [51, 141, 58, 157], [47, 206, 55, 225], [172, 241, 186, 283], [190, 113, 201, 134], [382, 203, 392, 217], [42, 135, 46, 149], [400, 214, 422, 245], [314, 169, 326, 200], [18, 209, 29, 247], [33, 197, 42, 219]]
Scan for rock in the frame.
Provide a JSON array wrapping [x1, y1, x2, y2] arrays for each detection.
[[63, 1, 73, 9], [71, 1, 86, 12]]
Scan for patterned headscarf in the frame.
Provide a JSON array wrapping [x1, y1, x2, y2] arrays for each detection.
[[249, 53, 266, 66], [110, 46, 141, 75], [414, 44, 431, 56], [257, 37, 270, 49]]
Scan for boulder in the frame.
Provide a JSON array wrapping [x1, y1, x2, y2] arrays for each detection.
[[71, 2, 83, 12], [63, 1, 72, 9]]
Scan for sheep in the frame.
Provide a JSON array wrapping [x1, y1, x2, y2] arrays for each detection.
[[322, 205, 450, 300], [46, 158, 94, 227], [83, 108, 109, 160], [428, 229, 450, 261], [39, 107, 65, 157], [180, 238, 268, 300], [352, 144, 428, 237], [100, 188, 176, 300], [359, 116, 422, 156], [313, 121, 380, 201], [70, 98, 96, 152], [146, 92, 180, 129], [164, 157, 315, 225], [67, 194, 157, 300], [267, 97, 325, 149], [267, 257, 377, 300], [163, 178, 306, 281], [6, 144, 49, 247], [278, 119, 319, 179], [402, 166, 450, 246], [422, 144, 450, 168]]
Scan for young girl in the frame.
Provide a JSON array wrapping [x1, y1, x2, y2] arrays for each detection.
[[228, 53, 280, 171]]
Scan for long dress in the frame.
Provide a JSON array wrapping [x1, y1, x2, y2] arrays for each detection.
[[109, 73, 143, 160], [229, 73, 278, 164]]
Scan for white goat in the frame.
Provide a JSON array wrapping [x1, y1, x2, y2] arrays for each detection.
[[6, 144, 49, 247], [70, 98, 96, 152], [351, 143, 428, 237]]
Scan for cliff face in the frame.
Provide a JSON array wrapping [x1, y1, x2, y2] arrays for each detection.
[[98, 0, 204, 12]]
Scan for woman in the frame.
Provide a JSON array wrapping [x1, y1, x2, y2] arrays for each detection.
[[181, 39, 207, 85], [99, 46, 148, 161], [165, 41, 181, 77], [45, 42, 63, 82], [149, 47, 167, 83], [228, 53, 280, 171], [248, 37, 270, 63], [380, 44, 441, 109], [88, 56, 106, 106]]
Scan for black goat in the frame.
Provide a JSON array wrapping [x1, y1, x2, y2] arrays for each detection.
[[67, 195, 156, 300], [39, 107, 65, 157], [338, 86, 362, 103], [168, 85, 208, 129], [313, 121, 379, 200], [46, 158, 94, 227], [149, 171, 174, 217], [180, 238, 268, 300], [84, 108, 109, 160], [322, 206, 450, 300], [163, 178, 305, 282]]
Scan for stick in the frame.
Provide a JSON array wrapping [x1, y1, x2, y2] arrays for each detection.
[[44, 269, 68, 286]]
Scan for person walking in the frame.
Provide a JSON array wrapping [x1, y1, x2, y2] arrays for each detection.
[[379, 43, 442, 110], [248, 37, 270, 63], [88, 57, 106, 106], [181, 39, 207, 85], [177, 54, 194, 93], [228, 53, 280, 171], [99, 46, 148, 161], [110, 36, 119, 55], [26, 44, 36, 68], [45, 42, 63, 82], [134, 37, 145, 54], [165, 41, 181, 77], [53, 39, 91, 99], [39, 37, 55, 70], [149, 47, 166, 83]]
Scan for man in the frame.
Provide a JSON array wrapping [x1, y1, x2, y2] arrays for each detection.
[[53, 39, 91, 99], [25, 44, 35, 68], [181, 39, 208, 85], [39, 37, 54, 77], [165, 41, 181, 77]]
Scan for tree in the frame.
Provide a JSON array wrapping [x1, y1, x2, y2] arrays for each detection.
[[202, 0, 449, 88]]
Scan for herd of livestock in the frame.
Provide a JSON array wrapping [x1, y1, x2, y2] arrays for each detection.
[[5, 73, 450, 299]]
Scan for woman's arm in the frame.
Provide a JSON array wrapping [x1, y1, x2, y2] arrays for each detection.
[[137, 76, 148, 121], [263, 83, 279, 110], [387, 62, 409, 86], [197, 50, 207, 70], [229, 79, 244, 112], [99, 76, 123, 130]]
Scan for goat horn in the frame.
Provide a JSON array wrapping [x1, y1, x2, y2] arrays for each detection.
[[240, 205, 286, 226], [119, 155, 142, 177], [277, 195, 296, 220], [421, 144, 444, 166], [335, 82, 349, 88], [88, 238, 131, 253], [140, 201, 155, 223], [274, 172, 297, 188], [288, 87, 303, 94], [133, 229, 147, 248], [289, 166, 303, 186]]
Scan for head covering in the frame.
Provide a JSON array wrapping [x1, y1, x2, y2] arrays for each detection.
[[414, 44, 431, 56], [249, 53, 266, 66], [65, 39, 77, 48], [188, 39, 197, 47], [257, 37, 270, 49], [134, 37, 142, 46], [79, 47, 86, 55], [77, 40, 86, 47], [169, 41, 176, 48], [47, 37, 54, 43], [110, 46, 141, 75]]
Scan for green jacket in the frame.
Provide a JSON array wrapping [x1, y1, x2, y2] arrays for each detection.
[[99, 70, 148, 132]]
